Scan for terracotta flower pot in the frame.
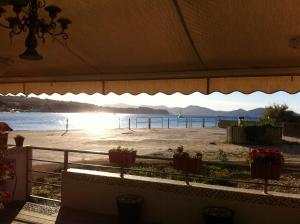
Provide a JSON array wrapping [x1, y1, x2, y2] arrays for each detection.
[[173, 157, 189, 170], [250, 162, 281, 180], [14, 137, 24, 147], [173, 157, 202, 172], [189, 158, 202, 172], [109, 151, 136, 166]]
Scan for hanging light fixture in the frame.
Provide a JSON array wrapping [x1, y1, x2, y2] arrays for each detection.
[[0, 0, 71, 60]]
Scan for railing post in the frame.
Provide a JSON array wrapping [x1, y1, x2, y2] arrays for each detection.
[[186, 117, 188, 128], [148, 118, 151, 129], [161, 118, 163, 128], [202, 118, 205, 128], [167, 118, 170, 128], [136, 118, 138, 128], [128, 118, 131, 129], [185, 172, 190, 186], [120, 166, 124, 178], [64, 151, 69, 171], [65, 118, 69, 133], [191, 117, 193, 128]]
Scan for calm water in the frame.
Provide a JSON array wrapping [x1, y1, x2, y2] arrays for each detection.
[[0, 112, 259, 131]]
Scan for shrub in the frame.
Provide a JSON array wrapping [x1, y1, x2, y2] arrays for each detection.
[[217, 149, 228, 162], [262, 104, 300, 124]]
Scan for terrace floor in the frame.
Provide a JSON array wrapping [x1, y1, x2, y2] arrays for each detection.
[[0, 202, 117, 224]]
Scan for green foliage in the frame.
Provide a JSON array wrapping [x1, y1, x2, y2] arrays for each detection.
[[35, 176, 46, 182], [203, 165, 236, 187], [217, 149, 228, 162], [109, 146, 135, 153], [207, 165, 230, 178], [32, 187, 52, 198], [230, 123, 281, 144], [262, 104, 300, 124]]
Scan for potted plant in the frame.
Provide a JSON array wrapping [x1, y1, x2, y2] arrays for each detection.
[[248, 148, 284, 180], [0, 191, 12, 210], [109, 146, 137, 166], [0, 160, 14, 183], [173, 146, 202, 172], [0, 159, 14, 209], [14, 135, 25, 147]]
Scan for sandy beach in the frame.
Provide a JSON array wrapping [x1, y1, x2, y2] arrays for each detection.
[[7, 128, 300, 165]]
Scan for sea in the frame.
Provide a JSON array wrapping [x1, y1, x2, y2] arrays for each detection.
[[0, 112, 260, 131]]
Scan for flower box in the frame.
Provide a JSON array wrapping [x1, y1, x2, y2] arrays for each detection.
[[250, 163, 281, 180], [173, 157, 202, 173], [249, 148, 283, 180], [109, 150, 136, 166], [173, 157, 189, 170], [173, 146, 202, 173], [0, 160, 15, 183], [0, 159, 14, 209]]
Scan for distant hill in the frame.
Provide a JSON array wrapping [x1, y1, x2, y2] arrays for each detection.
[[108, 104, 264, 118], [0, 95, 264, 117], [152, 105, 263, 117], [0, 96, 169, 114]]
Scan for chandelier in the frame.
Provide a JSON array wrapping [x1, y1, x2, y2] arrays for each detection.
[[0, 0, 71, 60]]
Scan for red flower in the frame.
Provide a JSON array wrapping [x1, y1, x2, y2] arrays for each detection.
[[249, 148, 284, 165], [3, 192, 12, 203], [177, 146, 184, 153]]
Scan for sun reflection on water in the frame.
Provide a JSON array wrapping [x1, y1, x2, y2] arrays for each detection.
[[61, 112, 123, 133]]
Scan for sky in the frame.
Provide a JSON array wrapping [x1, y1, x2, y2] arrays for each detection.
[[28, 91, 300, 113]]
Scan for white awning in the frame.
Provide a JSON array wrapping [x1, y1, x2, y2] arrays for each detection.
[[1, 0, 300, 94]]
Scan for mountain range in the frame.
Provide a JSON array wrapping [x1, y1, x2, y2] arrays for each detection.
[[104, 104, 264, 117], [0, 96, 169, 114], [0, 95, 264, 117]]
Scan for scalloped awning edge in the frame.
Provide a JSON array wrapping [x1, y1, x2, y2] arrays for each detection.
[[0, 76, 299, 95]]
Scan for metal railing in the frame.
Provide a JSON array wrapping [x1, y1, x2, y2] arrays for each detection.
[[121, 116, 218, 129], [26, 145, 300, 203]]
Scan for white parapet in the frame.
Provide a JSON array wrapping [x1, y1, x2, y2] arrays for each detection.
[[62, 168, 300, 224], [5, 146, 32, 201]]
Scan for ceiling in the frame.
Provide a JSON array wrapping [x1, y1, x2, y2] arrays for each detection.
[[1, 0, 300, 94]]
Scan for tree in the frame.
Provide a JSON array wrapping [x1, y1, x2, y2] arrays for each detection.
[[262, 104, 300, 123]]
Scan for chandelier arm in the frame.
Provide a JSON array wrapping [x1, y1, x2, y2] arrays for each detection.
[[0, 0, 70, 60], [11, 29, 23, 35], [61, 33, 68, 40], [0, 22, 10, 29], [54, 30, 69, 40], [46, 22, 56, 35], [37, 32, 46, 43], [37, 32, 44, 39], [37, 0, 46, 8]]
